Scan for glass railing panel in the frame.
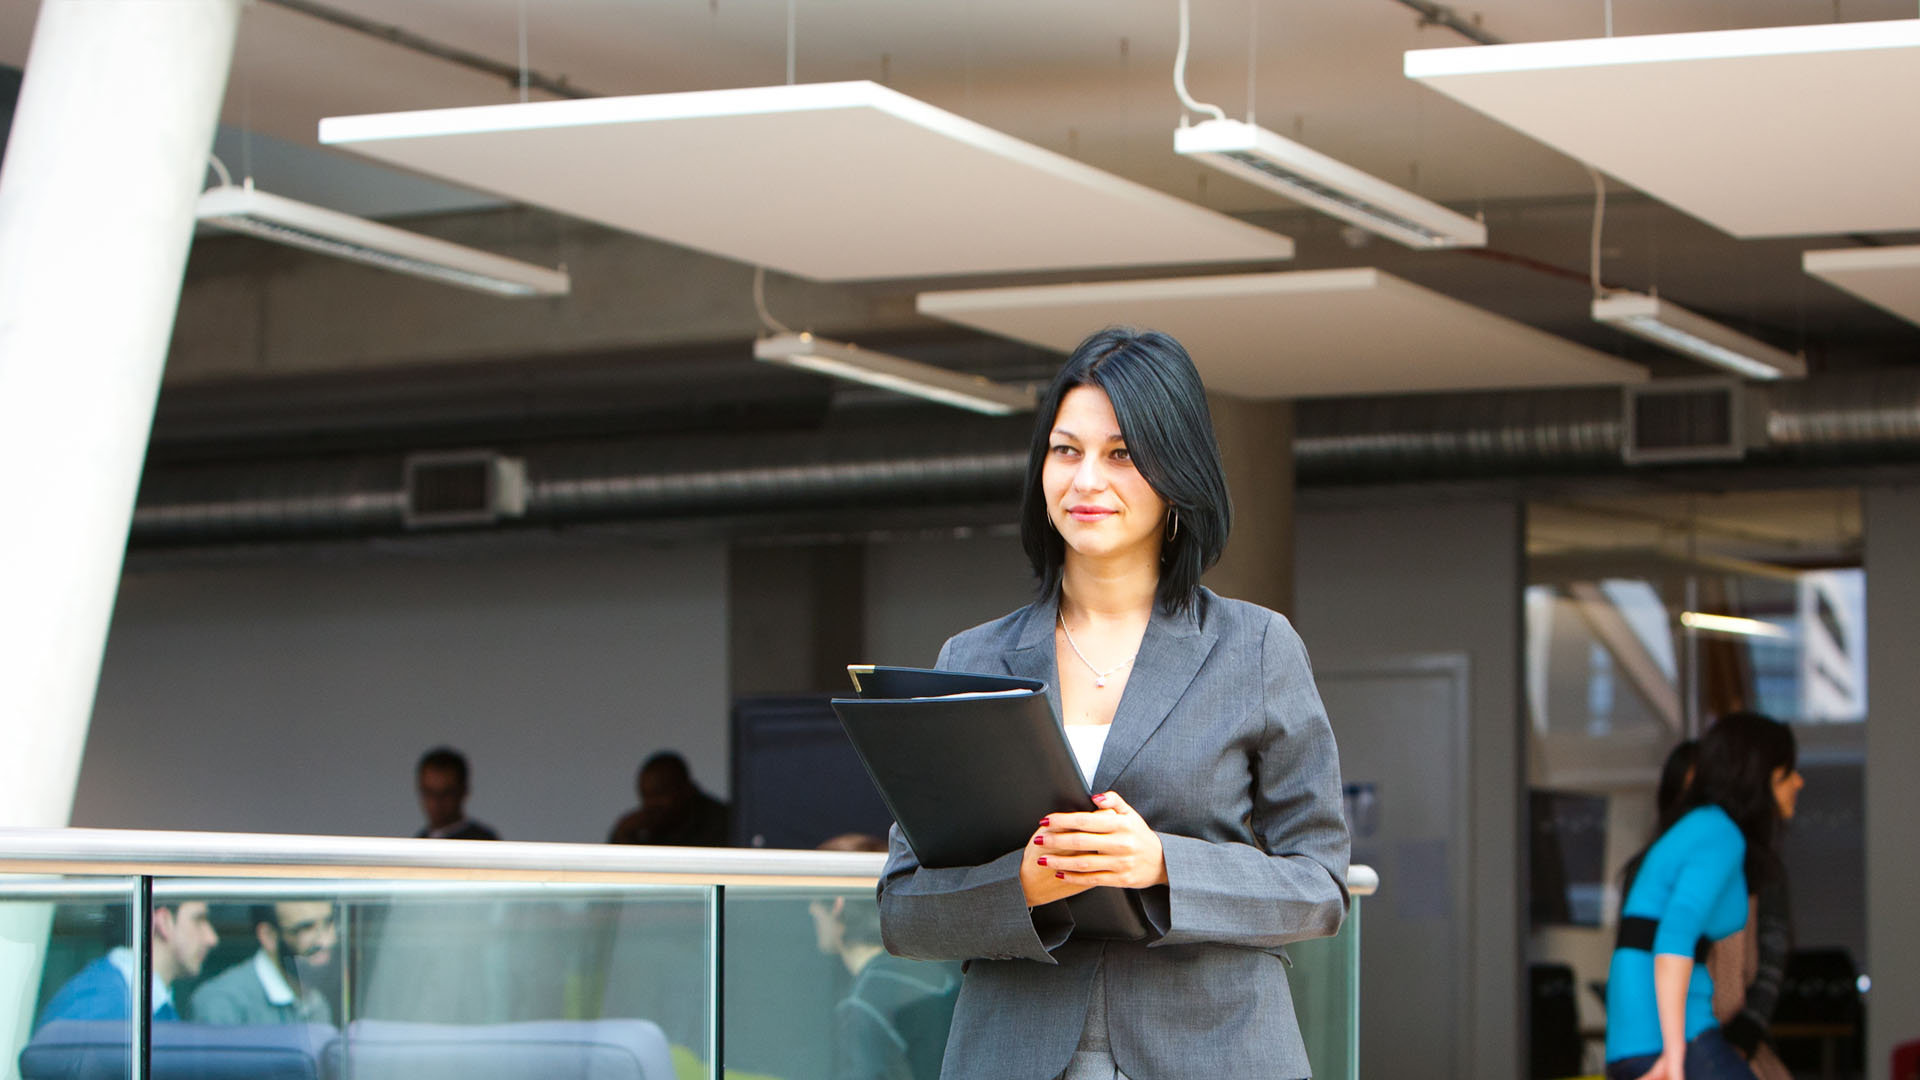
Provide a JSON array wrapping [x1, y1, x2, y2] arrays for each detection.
[[148, 879, 714, 1080], [4, 874, 141, 1080], [723, 886, 960, 1080], [724, 885, 1365, 1080], [1288, 892, 1363, 1080], [0, 835, 1369, 1080]]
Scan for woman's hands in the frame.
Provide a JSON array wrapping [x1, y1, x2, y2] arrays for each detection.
[[1019, 790, 1168, 908], [1631, 1047, 1685, 1080]]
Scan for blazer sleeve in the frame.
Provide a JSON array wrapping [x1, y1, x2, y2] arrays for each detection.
[[875, 637, 1073, 965], [1145, 612, 1351, 949]]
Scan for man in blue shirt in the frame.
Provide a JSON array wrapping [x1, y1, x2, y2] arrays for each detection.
[[38, 901, 219, 1025]]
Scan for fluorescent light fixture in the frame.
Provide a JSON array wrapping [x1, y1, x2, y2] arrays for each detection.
[[195, 185, 569, 297], [1679, 612, 1792, 639], [1174, 119, 1486, 249], [753, 332, 1035, 415], [1592, 292, 1803, 380]]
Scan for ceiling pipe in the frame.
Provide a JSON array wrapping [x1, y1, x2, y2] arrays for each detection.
[[1294, 370, 1920, 484], [1383, 0, 1507, 46], [131, 435, 1030, 547], [128, 371, 1920, 547], [259, 0, 599, 100]]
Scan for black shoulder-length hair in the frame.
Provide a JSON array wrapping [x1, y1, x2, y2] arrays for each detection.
[[1019, 327, 1231, 616], [1624, 711, 1796, 893]]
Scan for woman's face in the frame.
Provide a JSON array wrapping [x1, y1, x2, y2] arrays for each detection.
[[1042, 385, 1168, 566], [1771, 764, 1805, 820]]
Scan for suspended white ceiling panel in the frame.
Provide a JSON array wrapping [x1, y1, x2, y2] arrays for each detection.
[[1804, 245, 1920, 328], [916, 269, 1647, 399], [319, 81, 1295, 282], [1404, 20, 1920, 238]]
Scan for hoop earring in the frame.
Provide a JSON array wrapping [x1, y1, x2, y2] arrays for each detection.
[[1165, 510, 1180, 543]]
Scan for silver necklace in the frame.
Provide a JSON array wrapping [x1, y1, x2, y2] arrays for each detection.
[[1058, 611, 1137, 689]]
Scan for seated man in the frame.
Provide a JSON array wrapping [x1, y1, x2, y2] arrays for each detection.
[[811, 835, 960, 1080], [37, 901, 217, 1025], [606, 751, 729, 847], [190, 901, 337, 1025]]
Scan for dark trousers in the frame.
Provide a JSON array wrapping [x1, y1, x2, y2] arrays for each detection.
[[1607, 1029, 1757, 1080]]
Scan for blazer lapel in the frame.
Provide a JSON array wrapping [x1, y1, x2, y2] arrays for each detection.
[[1003, 595, 1063, 727], [1090, 598, 1220, 793]]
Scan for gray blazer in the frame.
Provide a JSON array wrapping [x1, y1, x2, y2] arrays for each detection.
[[878, 587, 1350, 1080]]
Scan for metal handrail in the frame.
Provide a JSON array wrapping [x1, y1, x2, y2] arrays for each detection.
[[0, 828, 881, 887], [0, 827, 1377, 895], [1347, 863, 1379, 897]]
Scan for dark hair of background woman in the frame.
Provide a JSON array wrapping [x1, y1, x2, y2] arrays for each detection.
[[1624, 712, 1796, 892], [1019, 327, 1232, 617], [1655, 739, 1699, 820]]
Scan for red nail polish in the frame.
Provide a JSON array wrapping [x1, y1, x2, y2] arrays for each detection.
[[1032, 835, 1044, 845], [1054, 871, 1065, 879], [1036, 856, 1047, 866], [1038, 817, 1051, 827], [1092, 793, 1108, 804]]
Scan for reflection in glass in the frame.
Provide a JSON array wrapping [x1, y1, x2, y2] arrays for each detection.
[[1525, 488, 1868, 1077], [1527, 580, 1679, 740], [12, 881, 711, 1080], [5, 876, 139, 1080], [728, 888, 960, 1080], [341, 884, 710, 1079], [1281, 904, 1361, 1080], [1797, 569, 1867, 723], [189, 901, 337, 1026], [7, 871, 1364, 1080], [725, 885, 1364, 1080]]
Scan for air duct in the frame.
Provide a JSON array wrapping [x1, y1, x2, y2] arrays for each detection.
[[129, 371, 1920, 547], [132, 428, 1030, 547], [1294, 370, 1920, 484]]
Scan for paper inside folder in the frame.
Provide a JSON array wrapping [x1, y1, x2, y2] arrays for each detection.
[[911, 689, 1033, 701]]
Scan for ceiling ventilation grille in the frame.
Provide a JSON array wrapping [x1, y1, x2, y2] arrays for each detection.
[[404, 451, 528, 528], [1622, 380, 1745, 465]]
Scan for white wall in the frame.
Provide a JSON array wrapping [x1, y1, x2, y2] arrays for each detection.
[[863, 531, 1032, 668], [1865, 486, 1920, 1070], [77, 540, 729, 843], [1295, 500, 1524, 1080]]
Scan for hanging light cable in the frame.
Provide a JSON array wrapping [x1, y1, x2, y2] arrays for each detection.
[[1172, 0, 1485, 248], [1173, 0, 1227, 124], [1583, 168, 1803, 378]]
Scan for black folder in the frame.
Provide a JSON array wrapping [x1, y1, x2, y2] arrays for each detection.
[[833, 665, 1152, 942]]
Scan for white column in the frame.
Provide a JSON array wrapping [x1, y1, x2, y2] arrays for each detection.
[[0, 0, 242, 828], [0, 2, 240, 1061]]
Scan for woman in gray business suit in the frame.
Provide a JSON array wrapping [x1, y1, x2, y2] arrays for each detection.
[[878, 327, 1351, 1080]]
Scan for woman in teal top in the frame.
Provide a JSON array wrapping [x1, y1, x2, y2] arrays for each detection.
[[1606, 713, 1802, 1080]]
